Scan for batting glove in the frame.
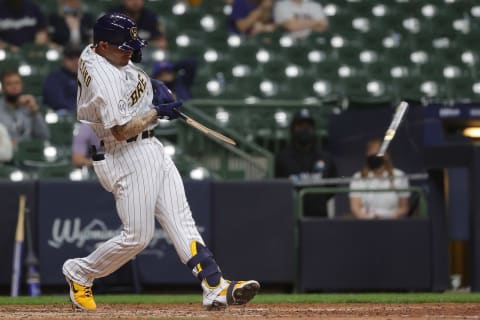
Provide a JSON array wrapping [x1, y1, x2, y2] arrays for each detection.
[[151, 79, 183, 120]]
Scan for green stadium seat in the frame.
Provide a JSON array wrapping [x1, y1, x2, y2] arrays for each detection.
[[37, 163, 73, 179], [0, 165, 17, 179], [257, 61, 287, 80], [333, 46, 362, 67], [281, 46, 311, 67], [456, 34, 480, 51], [279, 77, 313, 100], [311, 77, 339, 101], [393, 77, 443, 103], [145, 0, 173, 14], [365, 62, 392, 81], [48, 119, 75, 147], [14, 139, 47, 165], [383, 46, 416, 68], [227, 43, 257, 65], [314, 58, 341, 80], [19, 44, 50, 64], [415, 62, 444, 80], [328, 9, 356, 34], [445, 76, 480, 102], [22, 74, 45, 97], [174, 9, 203, 31], [204, 30, 230, 51], [341, 76, 392, 106]]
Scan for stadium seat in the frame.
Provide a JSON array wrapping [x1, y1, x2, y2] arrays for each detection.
[[365, 62, 392, 81], [14, 139, 47, 166], [281, 46, 312, 67], [227, 42, 258, 65], [314, 58, 341, 80], [37, 163, 73, 179], [392, 76, 443, 103], [333, 46, 361, 66], [341, 76, 392, 106], [48, 119, 75, 147], [0, 165, 17, 179], [445, 76, 480, 102]]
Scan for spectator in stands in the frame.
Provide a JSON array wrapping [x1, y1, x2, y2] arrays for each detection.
[[228, 0, 277, 35], [0, 123, 13, 162], [273, 0, 328, 39], [0, 0, 49, 50], [151, 59, 197, 101], [349, 139, 410, 220], [42, 45, 81, 113], [71, 122, 100, 168], [48, 0, 95, 47], [0, 70, 49, 144], [275, 109, 337, 217], [110, 0, 167, 49]]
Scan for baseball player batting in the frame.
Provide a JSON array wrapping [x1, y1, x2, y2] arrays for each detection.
[[63, 13, 259, 311]]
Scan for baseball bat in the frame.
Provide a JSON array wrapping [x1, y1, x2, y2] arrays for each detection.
[[10, 195, 26, 297], [377, 101, 409, 157], [176, 111, 237, 146], [25, 205, 41, 296]]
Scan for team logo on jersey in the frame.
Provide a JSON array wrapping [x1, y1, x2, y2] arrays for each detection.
[[129, 73, 147, 106], [78, 58, 91, 87], [130, 27, 138, 39]]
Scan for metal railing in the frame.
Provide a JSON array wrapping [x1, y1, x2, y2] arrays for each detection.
[[295, 186, 428, 219], [176, 101, 275, 179], [173, 98, 337, 179], [293, 173, 430, 219]]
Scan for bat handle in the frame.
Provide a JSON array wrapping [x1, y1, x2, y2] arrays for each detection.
[[174, 108, 188, 121]]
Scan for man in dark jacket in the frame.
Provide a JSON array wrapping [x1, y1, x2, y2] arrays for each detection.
[[42, 46, 81, 113], [151, 60, 197, 101], [110, 0, 167, 49], [275, 108, 337, 217]]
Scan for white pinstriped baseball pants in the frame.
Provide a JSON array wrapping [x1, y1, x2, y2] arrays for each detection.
[[63, 137, 204, 286]]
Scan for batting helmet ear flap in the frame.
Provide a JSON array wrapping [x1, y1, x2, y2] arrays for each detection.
[[131, 49, 142, 63]]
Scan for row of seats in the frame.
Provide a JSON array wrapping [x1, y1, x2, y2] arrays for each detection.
[[192, 73, 480, 103]]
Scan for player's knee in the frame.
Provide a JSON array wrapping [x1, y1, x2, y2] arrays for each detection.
[[122, 226, 154, 251]]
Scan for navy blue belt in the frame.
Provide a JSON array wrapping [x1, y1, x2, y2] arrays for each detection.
[[100, 130, 154, 147], [126, 130, 154, 143]]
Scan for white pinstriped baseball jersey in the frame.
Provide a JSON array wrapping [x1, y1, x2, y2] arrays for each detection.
[[63, 45, 204, 287], [76, 45, 156, 141]]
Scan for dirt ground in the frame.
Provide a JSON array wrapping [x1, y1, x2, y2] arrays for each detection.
[[0, 303, 479, 320]]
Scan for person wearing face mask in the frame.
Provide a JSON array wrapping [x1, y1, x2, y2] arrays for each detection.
[[48, 0, 95, 47], [0, 70, 50, 145], [349, 138, 410, 220], [275, 108, 337, 217]]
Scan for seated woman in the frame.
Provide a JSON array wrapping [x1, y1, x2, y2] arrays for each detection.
[[228, 0, 276, 35], [349, 139, 410, 219]]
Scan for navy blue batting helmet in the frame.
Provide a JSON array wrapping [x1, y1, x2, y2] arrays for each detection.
[[93, 13, 147, 51]]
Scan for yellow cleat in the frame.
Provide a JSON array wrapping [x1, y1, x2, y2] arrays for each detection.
[[202, 277, 260, 310], [65, 277, 97, 311]]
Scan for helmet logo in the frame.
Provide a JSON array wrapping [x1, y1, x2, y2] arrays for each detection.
[[130, 27, 138, 39]]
